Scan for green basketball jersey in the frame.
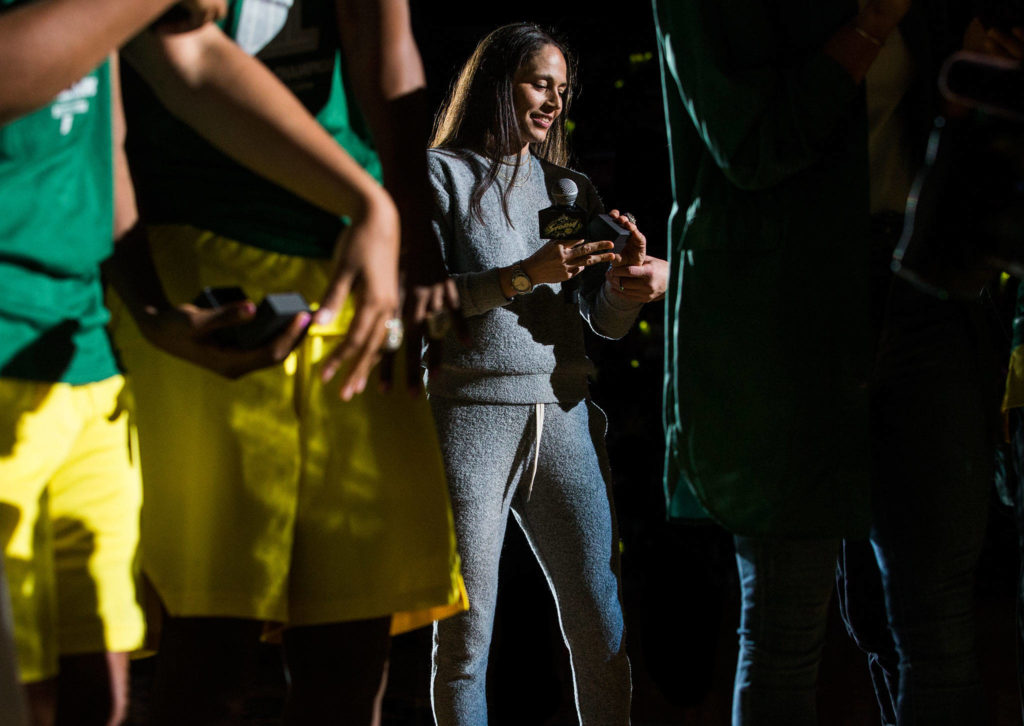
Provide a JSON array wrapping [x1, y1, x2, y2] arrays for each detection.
[[124, 0, 382, 258], [0, 49, 118, 384]]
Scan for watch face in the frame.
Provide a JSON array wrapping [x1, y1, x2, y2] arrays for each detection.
[[512, 271, 532, 293]]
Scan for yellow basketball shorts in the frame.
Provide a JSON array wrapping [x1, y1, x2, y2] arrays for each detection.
[[0, 375, 144, 683], [108, 225, 466, 633]]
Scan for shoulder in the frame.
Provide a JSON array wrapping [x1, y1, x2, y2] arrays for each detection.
[[428, 148, 489, 191], [428, 147, 486, 174]]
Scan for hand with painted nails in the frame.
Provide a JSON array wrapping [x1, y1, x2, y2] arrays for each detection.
[[395, 210, 471, 394], [136, 299, 311, 379], [606, 256, 668, 303], [316, 193, 401, 400], [106, 222, 311, 380], [521, 236, 618, 286]]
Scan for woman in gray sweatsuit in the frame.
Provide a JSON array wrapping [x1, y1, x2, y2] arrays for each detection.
[[426, 23, 653, 726]]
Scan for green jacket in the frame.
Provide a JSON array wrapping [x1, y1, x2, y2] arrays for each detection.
[[655, 0, 969, 538], [655, 0, 874, 538]]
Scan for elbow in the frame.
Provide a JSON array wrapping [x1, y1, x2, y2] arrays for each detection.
[[716, 154, 791, 192], [714, 133, 824, 191], [722, 168, 775, 192], [0, 46, 92, 124], [0, 70, 73, 125], [123, 28, 221, 112], [706, 127, 811, 192], [0, 101, 35, 127]]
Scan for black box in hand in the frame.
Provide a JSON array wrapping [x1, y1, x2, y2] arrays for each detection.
[[588, 214, 630, 253], [192, 287, 310, 349]]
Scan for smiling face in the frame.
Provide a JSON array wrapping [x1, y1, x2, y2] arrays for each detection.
[[511, 44, 568, 155]]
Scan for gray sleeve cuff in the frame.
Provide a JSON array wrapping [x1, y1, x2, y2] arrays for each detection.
[[454, 268, 511, 317], [588, 281, 643, 339]]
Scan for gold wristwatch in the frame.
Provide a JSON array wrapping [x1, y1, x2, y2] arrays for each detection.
[[510, 261, 534, 295]]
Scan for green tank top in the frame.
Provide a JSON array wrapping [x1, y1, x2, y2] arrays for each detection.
[[0, 48, 118, 384], [124, 0, 382, 259]]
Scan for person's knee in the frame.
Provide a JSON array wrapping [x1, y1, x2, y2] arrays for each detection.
[[25, 679, 57, 726]]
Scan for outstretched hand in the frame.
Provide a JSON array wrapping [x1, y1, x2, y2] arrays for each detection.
[[523, 237, 619, 285], [602, 209, 663, 302], [606, 257, 668, 303], [394, 208, 470, 394]]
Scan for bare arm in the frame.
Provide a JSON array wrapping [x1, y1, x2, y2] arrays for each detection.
[[0, 0, 223, 124], [123, 24, 401, 397], [107, 51, 312, 379], [123, 24, 386, 220], [336, 0, 466, 389], [824, 0, 912, 83], [335, 0, 425, 178]]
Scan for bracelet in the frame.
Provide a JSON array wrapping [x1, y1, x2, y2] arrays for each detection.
[[852, 24, 884, 47]]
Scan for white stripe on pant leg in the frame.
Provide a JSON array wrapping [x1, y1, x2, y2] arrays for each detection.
[[524, 403, 545, 502]]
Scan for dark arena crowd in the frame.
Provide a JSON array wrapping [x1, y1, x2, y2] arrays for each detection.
[[4, 1, 1024, 725]]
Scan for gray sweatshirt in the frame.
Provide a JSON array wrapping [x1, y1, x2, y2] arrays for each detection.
[[427, 148, 642, 404]]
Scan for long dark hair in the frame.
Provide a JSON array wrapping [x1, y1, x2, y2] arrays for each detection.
[[430, 22, 578, 224]]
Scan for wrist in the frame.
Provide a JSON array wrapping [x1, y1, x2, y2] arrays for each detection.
[[519, 256, 536, 284], [498, 265, 517, 299], [507, 259, 535, 297], [132, 303, 171, 347], [856, 2, 905, 43], [353, 187, 399, 238]]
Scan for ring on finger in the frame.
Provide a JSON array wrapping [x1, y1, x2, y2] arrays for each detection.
[[382, 317, 404, 352], [625, 212, 637, 226], [427, 309, 451, 340]]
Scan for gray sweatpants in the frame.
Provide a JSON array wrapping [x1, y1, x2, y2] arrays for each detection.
[[429, 397, 631, 726]]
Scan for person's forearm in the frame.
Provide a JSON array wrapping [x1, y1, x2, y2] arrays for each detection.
[[0, 0, 177, 123], [335, 0, 427, 183], [108, 51, 173, 322], [108, 137, 178, 342], [825, 1, 909, 83], [336, 0, 442, 286], [123, 25, 383, 222]]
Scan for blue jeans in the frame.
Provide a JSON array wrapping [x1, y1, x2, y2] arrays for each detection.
[[733, 535, 840, 726], [838, 274, 995, 725]]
